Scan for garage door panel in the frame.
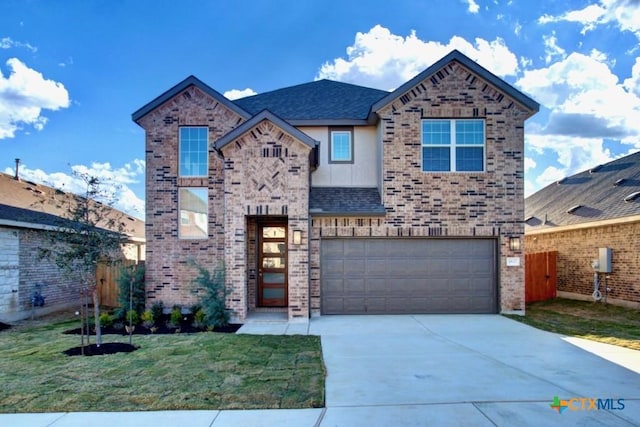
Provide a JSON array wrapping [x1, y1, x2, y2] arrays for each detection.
[[321, 238, 497, 314]]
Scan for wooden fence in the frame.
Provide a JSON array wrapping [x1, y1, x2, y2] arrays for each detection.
[[525, 251, 557, 303], [96, 260, 143, 307]]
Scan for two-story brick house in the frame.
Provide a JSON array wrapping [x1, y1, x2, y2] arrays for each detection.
[[133, 50, 539, 321]]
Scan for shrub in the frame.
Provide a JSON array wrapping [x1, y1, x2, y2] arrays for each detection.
[[189, 260, 229, 327], [116, 264, 145, 318], [150, 301, 164, 324], [168, 306, 182, 328], [125, 310, 139, 325], [192, 309, 206, 328], [140, 309, 154, 328], [99, 312, 113, 328]]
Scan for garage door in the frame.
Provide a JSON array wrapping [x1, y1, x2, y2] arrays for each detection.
[[321, 238, 497, 314]]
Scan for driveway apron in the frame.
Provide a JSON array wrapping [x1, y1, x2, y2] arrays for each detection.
[[309, 315, 640, 426]]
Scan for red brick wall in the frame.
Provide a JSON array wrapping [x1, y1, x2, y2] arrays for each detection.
[[370, 60, 532, 313], [136, 86, 244, 308], [525, 221, 640, 305]]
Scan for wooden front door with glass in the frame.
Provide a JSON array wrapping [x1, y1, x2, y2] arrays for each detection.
[[258, 224, 287, 307]]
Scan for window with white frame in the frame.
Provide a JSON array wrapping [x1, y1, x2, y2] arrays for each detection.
[[179, 187, 208, 239], [179, 127, 208, 177], [422, 119, 485, 172], [329, 128, 353, 163]]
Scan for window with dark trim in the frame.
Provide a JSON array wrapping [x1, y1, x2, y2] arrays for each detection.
[[179, 126, 208, 177], [422, 119, 485, 172], [329, 127, 354, 163]]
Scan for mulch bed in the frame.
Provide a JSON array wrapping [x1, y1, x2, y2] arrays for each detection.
[[63, 323, 242, 336], [63, 342, 138, 356]]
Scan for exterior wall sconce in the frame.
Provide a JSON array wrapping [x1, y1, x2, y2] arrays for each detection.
[[293, 230, 302, 245], [509, 236, 521, 251]]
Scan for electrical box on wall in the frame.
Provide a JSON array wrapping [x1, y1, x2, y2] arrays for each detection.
[[598, 247, 612, 273]]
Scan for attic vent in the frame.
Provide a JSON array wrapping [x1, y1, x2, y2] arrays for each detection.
[[624, 192, 640, 203], [589, 165, 602, 174], [614, 178, 626, 186], [556, 178, 567, 185], [567, 205, 582, 214]]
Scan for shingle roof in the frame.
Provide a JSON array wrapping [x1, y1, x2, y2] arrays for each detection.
[[0, 173, 144, 240], [233, 79, 389, 124], [309, 187, 386, 216], [525, 151, 640, 231]]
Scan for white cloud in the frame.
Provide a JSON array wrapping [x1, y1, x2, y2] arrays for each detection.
[[224, 88, 257, 100], [0, 36, 37, 52], [465, 0, 480, 14], [3, 160, 146, 219], [517, 52, 640, 145], [623, 56, 640, 97], [0, 58, 70, 139], [316, 25, 519, 90], [539, 0, 640, 38], [524, 157, 536, 172], [542, 32, 566, 64]]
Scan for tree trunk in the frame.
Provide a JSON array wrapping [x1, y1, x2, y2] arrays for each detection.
[[92, 287, 102, 346]]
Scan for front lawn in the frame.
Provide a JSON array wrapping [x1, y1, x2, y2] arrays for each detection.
[[0, 317, 325, 412], [506, 298, 640, 351]]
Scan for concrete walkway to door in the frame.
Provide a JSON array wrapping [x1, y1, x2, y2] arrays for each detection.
[[308, 315, 640, 426]]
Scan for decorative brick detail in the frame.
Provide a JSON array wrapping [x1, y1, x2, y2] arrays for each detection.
[[137, 86, 245, 308], [525, 222, 640, 305], [220, 120, 311, 321]]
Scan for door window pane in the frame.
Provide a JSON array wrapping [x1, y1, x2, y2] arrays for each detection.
[[262, 227, 285, 238], [263, 257, 286, 268], [263, 242, 285, 254], [262, 273, 285, 284], [263, 288, 285, 299]]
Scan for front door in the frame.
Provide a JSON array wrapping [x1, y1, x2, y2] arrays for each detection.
[[258, 223, 288, 307]]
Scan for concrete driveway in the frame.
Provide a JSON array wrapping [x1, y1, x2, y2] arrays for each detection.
[[309, 315, 640, 426]]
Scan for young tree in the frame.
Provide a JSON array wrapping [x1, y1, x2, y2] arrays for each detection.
[[39, 171, 129, 347]]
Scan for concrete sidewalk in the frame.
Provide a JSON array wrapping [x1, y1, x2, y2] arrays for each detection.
[[3, 315, 640, 426]]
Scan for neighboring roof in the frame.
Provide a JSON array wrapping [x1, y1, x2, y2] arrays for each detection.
[[525, 151, 640, 231], [371, 49, 540, 116], [233, 79, 389, 125], [214, 109, 318, 151], [132, 75, 251, 123], [310, 187, 386, 216], [0, 172, 144, 240]]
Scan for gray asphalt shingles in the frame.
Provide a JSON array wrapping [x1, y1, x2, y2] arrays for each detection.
[[525, 151, 640, 229]]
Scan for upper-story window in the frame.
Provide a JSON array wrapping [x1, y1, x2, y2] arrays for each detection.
[[329, 127, 354, 163], [179, 127, 208, 176], [422, 119, 485, 172]]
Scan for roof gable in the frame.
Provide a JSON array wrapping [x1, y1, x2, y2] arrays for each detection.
[[132, 75, 251, 123], [233, 79, 388, 124], [214, 109, 318, 151], [371, 50, 539, 116]]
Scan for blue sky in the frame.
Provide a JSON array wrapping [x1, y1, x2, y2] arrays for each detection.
[[1, 0, 639, 219]]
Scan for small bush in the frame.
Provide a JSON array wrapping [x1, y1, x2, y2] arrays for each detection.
[[189, 260, 229, 327], [192, 309, 206, 328], [125, 310, 139, 325], [99, 312, 114, 328], [168, 306, 182, 328], [140, 309, 154, 328], [150, 301, 164, 324]]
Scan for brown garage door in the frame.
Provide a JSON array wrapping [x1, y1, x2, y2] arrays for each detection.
[[321, 238, 497, 314]]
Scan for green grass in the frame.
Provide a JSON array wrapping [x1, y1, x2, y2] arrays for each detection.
[[506, 298, 640, 351], [0, 319, 325, 412]]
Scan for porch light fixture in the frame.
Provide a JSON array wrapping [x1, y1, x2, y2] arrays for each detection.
[[509, 236, 521, 251], [293, 230, 302, 245]]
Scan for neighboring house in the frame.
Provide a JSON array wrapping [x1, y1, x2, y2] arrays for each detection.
[[0, 172, 145, 321], [133, 50, 539, 322], [525, 152, 640, 308]]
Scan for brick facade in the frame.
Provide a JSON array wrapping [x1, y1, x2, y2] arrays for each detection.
[[136, 54, 535, 320], [136, 86, 244, 308], [525, 221, 640, 307]]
